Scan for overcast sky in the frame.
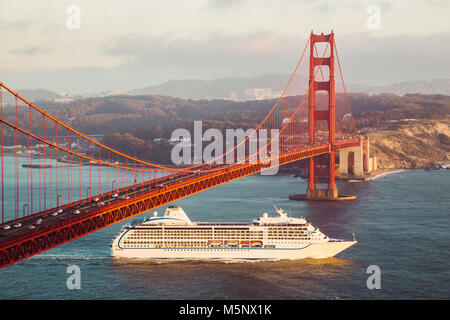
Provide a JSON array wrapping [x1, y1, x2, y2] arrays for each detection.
[[1, 0, 449, 94]]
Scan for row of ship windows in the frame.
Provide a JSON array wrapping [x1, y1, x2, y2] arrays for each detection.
[[133, 229, 306, 233], [136, 226, 307, 229], [125, 239, 315, 242], [127, 235, 261, 238], [122, 241, 312, 248], [123, 242, 207, 247], [127, 231, 310, 237], [125, 241, 313, 244], [127, 236, 261, 240], [125, 238, 321, 242], [123, 238, 319, 246], [132, 232, 306, 234], [132, 232, 264, 235], [126, 235, 313, 240]]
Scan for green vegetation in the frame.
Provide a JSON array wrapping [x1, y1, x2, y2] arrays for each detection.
[[3, 92, 449, 164], [350, 93, 450, 128]]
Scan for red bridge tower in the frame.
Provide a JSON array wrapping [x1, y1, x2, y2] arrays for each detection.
[[290, 31, 356, 201]]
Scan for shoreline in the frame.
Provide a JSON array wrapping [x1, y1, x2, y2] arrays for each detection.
[[364, 163, 449, 181], [364, 169, 406, 181]]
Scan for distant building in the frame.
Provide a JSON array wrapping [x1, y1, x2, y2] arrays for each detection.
[[228, 91, 238, 101], [243, 88, 280, 101], [343, 113, 352, 121], [105, 90, 123, 96], [54, 92, 74, 104], [168, 137, 191, 145]]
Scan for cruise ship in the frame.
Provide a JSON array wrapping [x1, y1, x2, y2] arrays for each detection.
[[111, 205, 357, 260]]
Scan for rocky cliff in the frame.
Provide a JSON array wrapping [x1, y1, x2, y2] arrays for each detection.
[[368, 119, 450, 169]]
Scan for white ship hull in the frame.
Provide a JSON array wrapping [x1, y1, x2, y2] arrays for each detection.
[[112, 241, 356, 260], [111, 206, 357, 261]]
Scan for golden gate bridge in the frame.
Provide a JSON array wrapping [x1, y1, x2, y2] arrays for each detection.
[[0, 31, 362, 268]]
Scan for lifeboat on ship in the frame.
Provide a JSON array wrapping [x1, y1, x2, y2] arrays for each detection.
[[207, 240, 222, 248], [250, 241, 263, 247], [225, 240, 239, 247], [240, 241, 250, 248]]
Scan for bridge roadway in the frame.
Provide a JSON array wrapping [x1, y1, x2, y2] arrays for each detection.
[[0, 167, 206, 242], [0, 141, 359, 268]]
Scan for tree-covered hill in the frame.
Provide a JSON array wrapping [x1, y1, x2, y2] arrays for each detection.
[[3, 92, 449, 163]]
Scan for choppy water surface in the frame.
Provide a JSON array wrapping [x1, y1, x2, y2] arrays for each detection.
[[0, 169, 448, 299]]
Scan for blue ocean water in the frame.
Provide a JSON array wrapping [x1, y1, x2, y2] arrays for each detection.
[[0, 169, 448, 299]]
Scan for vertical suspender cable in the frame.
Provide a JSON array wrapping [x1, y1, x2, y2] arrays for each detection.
[[0, 88, 3, 223], [27, 108, 30, 216], [98, 148, 101, 196], [30, 106, 33, 213], [42, 116, 46, 210], [79, 136, 82, 201], [15, 97, 19, 219], [88, 142, 92, 198], [55, 123, 59, 206]]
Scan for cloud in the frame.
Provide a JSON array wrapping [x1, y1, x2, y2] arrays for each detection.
[[103, 30, 450, 86], [9, 46, 50, 56], [0, 19, 31, 31], [3, 31, 450, 93], [424, 0, 449, 6], [337, 31, 450, 84], [105, 31, 305, 77], [207, 0, 250, 9]]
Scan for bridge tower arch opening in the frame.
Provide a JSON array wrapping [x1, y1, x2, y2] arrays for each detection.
[[349, 151, 355, 175]]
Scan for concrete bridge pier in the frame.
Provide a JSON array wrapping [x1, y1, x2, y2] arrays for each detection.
[[339, 137, 376, 180], [289, 137, 377, 201], [339, 143, 364, 179]]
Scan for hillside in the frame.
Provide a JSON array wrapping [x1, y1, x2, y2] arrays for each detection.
[[129, 73, 307, 100], [368, 119, 450, 169], [7, 76, 450, 104], [2, 88, 59, 104], [2, 91, 449, 166], [130, 75, 450, 100], [348, 79, 450, 96]]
